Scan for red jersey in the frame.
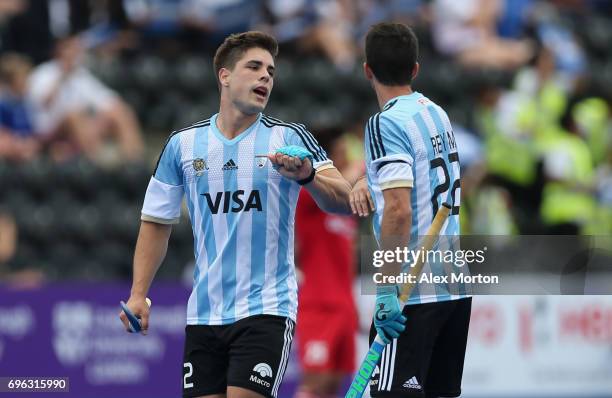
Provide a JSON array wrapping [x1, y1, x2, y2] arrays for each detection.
[[295, 189, 357, 310]]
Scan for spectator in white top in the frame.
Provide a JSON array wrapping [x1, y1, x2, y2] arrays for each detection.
[[432, 0, 533, 70], [28, 35, 144, 164]]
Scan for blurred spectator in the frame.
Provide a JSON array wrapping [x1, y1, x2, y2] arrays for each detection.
[[258, 0, 315, 43], [0, 0, 53, 64], [593, 146, 612, 233], [301, 0, 357, 71], [515, 2, 587, 89], [473, 80, 541, 232], [0, 53, 41, 163], [469, 185, 518, 235], [0, 210, 44, 288], [0, 52, 113, 164], [448, 121, 518, 235], [475, 44, 584, 231], [571, 91, 612, 235], [324, 128, 365, 184], [354, 0, 424, 38], [1, 0, 132, 63], [342, 120, 366, 168], [123, 0, 181, 34], [0, 0, 26, 19], [259, 0, 357, 71], [573, 96, 610, 167], [451, 125, 496, 234], [67, 0, 136, 58], [0, 211, 16, 266], [47, 0, 125, 39], [539, 99, 596, 235], [431, 0, 534, 70], [65, 0, 130, 34], [510, 45, 569, 143], [123, 0, 186, 53], [180, 0, 260, 50], [27, 35, 144, 164], [497, 0, 533, 39]]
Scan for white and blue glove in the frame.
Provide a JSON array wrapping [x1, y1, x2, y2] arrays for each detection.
[[374, 285, 406, 344]]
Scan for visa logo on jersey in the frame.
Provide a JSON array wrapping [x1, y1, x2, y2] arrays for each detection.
[[202, 190, 263, 214]]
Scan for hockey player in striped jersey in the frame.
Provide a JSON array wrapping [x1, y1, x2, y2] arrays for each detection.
[[350, 23, 472, 397], [119, 31, 352, 398]]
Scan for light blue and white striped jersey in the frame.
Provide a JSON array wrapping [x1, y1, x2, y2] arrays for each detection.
[[365, 92, 468, 304], [142, 113, 332, 325]]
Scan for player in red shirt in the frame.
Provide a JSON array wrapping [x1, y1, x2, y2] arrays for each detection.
[[295, 132, 362, 398]]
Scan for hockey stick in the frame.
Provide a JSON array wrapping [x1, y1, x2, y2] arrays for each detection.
[[345, 203, 452, 398], [120, 298, 151, 333]]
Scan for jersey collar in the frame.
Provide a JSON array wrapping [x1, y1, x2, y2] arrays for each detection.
[[383, 91, 423, 110], [210, 113, 262, 145]]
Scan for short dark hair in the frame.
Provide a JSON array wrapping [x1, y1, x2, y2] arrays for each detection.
[[213, 31, 278, 83], [365, 23, 419, 86]]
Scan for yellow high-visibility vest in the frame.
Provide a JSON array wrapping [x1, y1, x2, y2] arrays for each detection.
[[573, 97, 610, 166], [478, 109, 537, 186], [540, 131, 596, 226]]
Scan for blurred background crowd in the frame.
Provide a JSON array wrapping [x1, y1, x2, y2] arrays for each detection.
[[0, 0, 611, 284]]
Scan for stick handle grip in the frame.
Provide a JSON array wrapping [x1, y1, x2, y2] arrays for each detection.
[[399, 203, 451, 302]]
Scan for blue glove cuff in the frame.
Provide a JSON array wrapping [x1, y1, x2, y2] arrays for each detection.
[[275, 145, 313, 161]]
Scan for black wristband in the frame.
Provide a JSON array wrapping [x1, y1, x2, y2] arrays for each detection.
[[297, 167, 316, 185]]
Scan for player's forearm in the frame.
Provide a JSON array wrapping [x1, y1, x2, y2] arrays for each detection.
[[379, 199, 412, 280], [305, 169, 352, 215], [130, 221, 172, 298]]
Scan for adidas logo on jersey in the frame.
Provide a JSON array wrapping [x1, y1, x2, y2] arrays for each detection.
[[403, 376, 422, 390], [222, 159, 238, 170]]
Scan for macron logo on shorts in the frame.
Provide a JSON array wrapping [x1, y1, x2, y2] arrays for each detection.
[[403, 376, 422, 390], [253, 363, 273, 378]]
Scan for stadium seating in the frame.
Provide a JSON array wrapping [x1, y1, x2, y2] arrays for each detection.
[[86, 53, 533, 133], [1, 159, 193, 280], [3, 44, 611, 281]]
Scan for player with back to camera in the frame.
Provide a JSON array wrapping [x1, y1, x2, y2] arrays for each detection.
[[350, 23, 472, 398], [119, 31, 352, 398]]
